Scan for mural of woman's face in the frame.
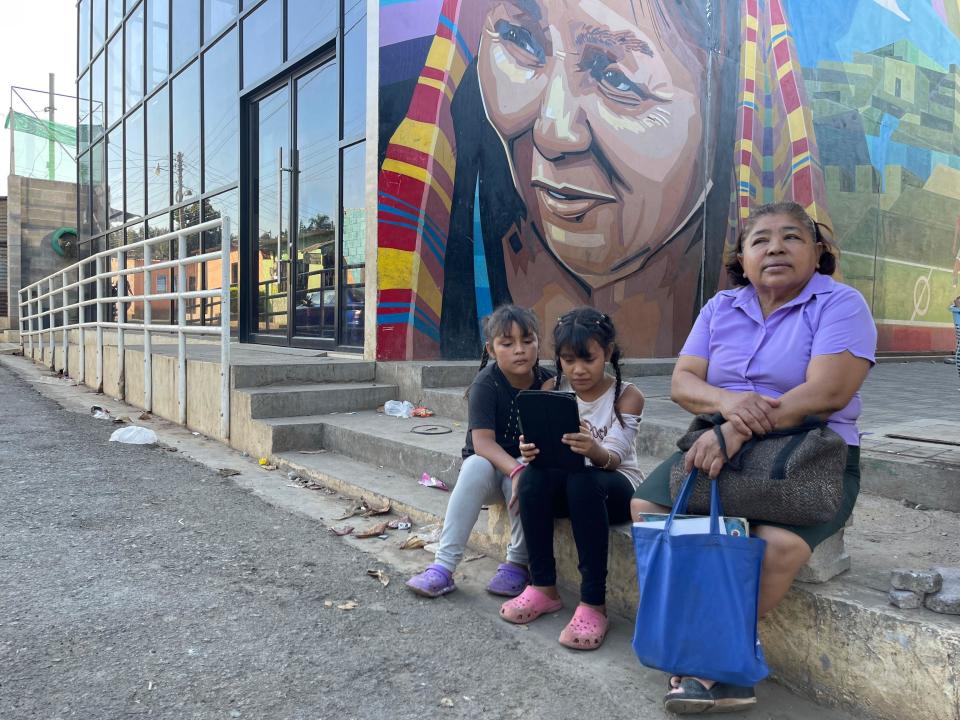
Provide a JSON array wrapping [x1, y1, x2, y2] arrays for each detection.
[[477, 0, 705, 283]]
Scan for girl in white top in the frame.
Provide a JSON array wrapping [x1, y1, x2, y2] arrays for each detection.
[[500, 307, 645, 651]]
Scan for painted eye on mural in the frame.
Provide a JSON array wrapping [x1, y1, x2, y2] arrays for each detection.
[[579, 49, 667, 107], [494, 19, 546, 65]]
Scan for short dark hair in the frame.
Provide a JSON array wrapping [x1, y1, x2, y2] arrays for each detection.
[[725, 201, 838, 286]]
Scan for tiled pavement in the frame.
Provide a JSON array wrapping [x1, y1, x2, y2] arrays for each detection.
[[632, 359, 960, 463]]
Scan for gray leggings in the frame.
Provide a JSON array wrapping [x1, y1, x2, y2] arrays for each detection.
[[434, 454, 528, 572]]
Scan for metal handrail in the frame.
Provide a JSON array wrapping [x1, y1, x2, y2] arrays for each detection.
[[17, 217, 233, 440]]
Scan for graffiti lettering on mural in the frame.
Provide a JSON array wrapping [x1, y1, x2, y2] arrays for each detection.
[[377, 0, 960, 359]]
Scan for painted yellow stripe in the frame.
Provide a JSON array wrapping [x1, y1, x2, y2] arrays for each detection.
[[378, 247, 443, 316], [391, 118, 456, 185], [739, 139, 755, 155], [425, 36, 456, 74], [777, 60, 795, 81], [417, 75, 454, 103], [424, 35, 468, 88], [448, 49, 467, 87], [786, 107, 808, 140], [380, 158, 453, 211], [746, 14, 759, 31]]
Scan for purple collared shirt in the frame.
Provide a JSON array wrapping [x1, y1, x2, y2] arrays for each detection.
[[680, 272, 877, 446]]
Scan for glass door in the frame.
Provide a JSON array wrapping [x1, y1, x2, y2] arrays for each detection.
[[253, 84, 291, 336], [247, 52, 365, 348], [293, 61, 338, 341]]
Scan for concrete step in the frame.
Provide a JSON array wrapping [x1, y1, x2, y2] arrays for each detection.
[[232, 359, 376, 388], [268, 411, 960, 720], [377, 359, 677, 402], [241, 382, 398, 419]]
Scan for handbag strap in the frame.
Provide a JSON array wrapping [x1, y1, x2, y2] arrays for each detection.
[[713, 425, 730, 463], [667, 469, 725, 537], [724, 415, 826, 471]]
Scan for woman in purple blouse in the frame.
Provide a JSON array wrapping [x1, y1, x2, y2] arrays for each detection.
[[631, 201, 877, 714]]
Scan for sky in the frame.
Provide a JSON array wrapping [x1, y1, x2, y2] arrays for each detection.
[[0, 0, 77, 196]]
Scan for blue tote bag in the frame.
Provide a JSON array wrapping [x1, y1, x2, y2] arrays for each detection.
[[632, 470, 770, 686]]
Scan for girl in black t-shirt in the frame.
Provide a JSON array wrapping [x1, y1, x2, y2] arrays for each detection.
[[406, 305, 553, 599]]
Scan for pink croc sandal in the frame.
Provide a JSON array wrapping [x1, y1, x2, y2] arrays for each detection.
[[558, 604, 609, 650], [499, 586, 563, 624]]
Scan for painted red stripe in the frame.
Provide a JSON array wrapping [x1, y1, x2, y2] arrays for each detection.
[[379, 288, 413, 304]]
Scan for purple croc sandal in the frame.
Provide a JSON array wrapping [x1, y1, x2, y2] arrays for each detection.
[[485, 563, 530, 597], [406, 564, 456, 598]]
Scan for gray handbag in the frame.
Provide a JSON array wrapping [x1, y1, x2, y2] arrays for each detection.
[[668, 414, 847, 526]]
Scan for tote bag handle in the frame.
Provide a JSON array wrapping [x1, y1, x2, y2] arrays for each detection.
[[664, 469, 724, 536]]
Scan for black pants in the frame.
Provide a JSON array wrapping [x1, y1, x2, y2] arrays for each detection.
[[519, 464, 633, 606]]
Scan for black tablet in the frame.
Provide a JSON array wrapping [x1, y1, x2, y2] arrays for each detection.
[[516, 390, 585, 472]]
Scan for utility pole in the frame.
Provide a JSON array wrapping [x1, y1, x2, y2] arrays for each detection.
[[175, 151, 184, 203], [46, 73, 55, 180]]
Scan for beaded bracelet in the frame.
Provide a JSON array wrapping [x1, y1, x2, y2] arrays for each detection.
[[601, 449, 615, 471]]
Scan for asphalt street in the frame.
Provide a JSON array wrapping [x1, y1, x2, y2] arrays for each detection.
[[0, 361, 653, 720]]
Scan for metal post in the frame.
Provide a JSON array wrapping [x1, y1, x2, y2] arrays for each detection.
[[61, 270, 69, 377], [8, 104, 14, 178], [47, 277, 55, 370], [47, 73, 56, 181], [78, 264, 86, 384], [26, 288, 34, 358], [35, 286, 43, 362], [220, 217, 231, 440], [17, 290, 24, 354], [116, 249, 125, 400], [177, 231, 187, 426], [95, 255, 104, 392], [143, 244, 153, 411]]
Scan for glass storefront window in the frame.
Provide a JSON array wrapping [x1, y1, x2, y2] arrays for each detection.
[[202, 28, 238, 191], [241, 0, 280, 88], [91, 140, 107, 236], [93, 0, 106, 50], [107, 33, 123, 128], [79, 152, 92, 243], [287, 0, 335, 60], [79, 71, 91, 154], [125, 106, 145, 219], [146, 86, 170, 213], [108, 0, 124, 35], [147, 0, 169, 92], [341, 1, 366, 140], [125, 2, 145, 110], [91, 52, 105, 141], [172, 0, 200, 71], [80, 0, 91, 67], [144, 214, 173, 322], [202, 188, 239, 327], [204, 0, 236, 42], [340, 141, 366, 347], [172, 200, 202, 323], [171, 61, 200, 203], [107, 126, 124, 228]]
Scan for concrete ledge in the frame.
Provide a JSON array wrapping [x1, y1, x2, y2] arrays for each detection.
[[377, 360, 677, 406]]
